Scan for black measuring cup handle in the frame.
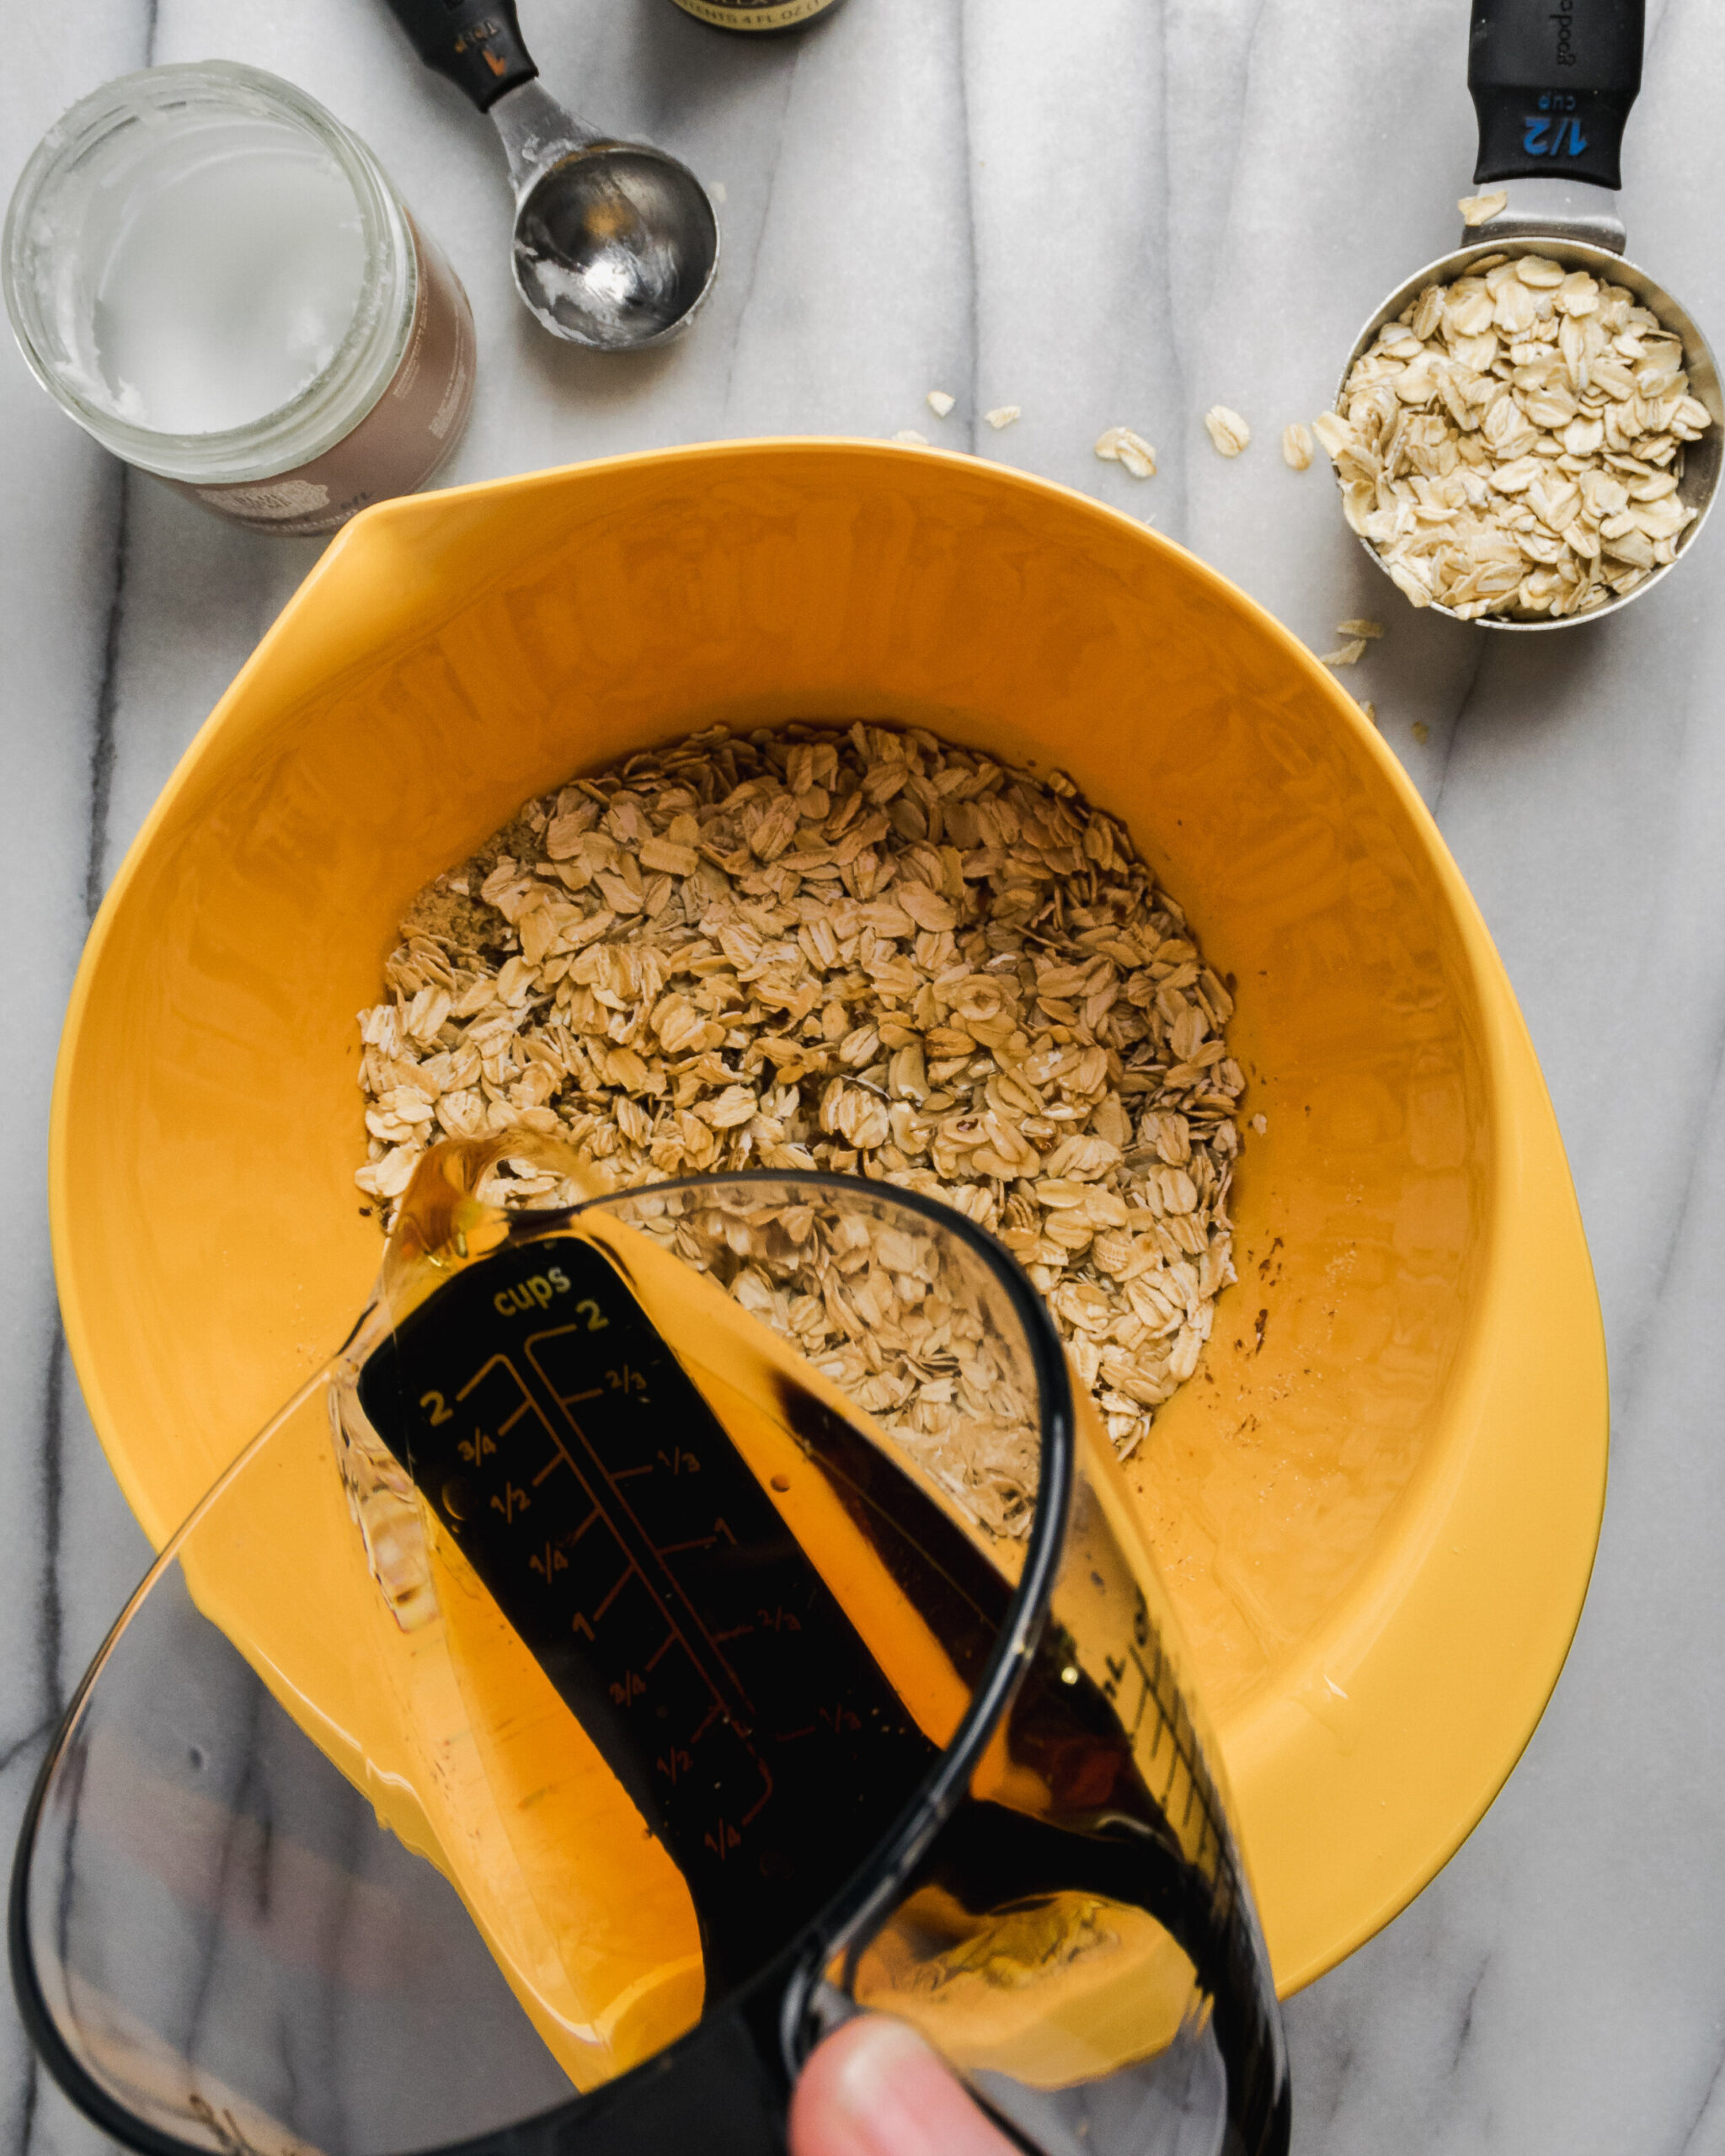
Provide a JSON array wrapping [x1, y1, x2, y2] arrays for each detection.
[[1468, 0, 1643, 190], [382, 0, 539, 112]]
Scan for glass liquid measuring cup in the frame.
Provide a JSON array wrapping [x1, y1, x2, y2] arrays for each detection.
[[11, 1140, 1290, 2156]]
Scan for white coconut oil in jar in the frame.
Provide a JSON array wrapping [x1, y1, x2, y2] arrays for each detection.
[[3, 62, 474, 534]]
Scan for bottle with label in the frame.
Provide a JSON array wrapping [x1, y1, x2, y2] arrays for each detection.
[[669, 0, 847, 31]]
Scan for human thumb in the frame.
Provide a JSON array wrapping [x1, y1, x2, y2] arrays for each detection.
[[787, 2014, 1018, 2156]]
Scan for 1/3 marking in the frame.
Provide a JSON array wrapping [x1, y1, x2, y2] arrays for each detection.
[[490, 1482, 531, 1522]]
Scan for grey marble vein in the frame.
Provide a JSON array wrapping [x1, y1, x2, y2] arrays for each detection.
[[5, 2, 1725, 2151]]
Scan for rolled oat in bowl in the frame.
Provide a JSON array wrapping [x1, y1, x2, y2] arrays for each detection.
[[355, 723, 1247, 1462], [1321, 252, 1712, 622]]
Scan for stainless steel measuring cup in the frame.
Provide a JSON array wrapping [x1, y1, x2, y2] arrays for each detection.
[[383, 0, 719, 350], [10, 1142, 1290, 2156], [1336, 0, 1722, 629]]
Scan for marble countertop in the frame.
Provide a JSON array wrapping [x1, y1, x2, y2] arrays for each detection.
[[6, 3, 1724, 2150]]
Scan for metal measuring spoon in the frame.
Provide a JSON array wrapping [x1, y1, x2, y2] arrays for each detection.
[[384, 0, 719, 350], [1338, 0, 1722, 630]]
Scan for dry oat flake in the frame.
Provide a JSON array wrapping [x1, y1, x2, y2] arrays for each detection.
[[1281, 423, 1314, 471], [356, 723, 1248, 1466]]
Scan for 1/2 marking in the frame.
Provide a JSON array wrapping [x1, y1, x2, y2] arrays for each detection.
[[1524, 113, 1589, 157]]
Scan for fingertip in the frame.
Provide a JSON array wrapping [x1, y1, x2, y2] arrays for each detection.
[[788, 2015, 1016, 2156]]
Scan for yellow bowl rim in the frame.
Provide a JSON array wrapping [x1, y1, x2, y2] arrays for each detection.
[[48, 435, 1608, 1997]]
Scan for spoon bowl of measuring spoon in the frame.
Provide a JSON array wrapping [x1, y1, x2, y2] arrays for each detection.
[[385, 2, 718, 350]]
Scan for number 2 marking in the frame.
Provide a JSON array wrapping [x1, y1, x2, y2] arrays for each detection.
[[420, 1390, 454, 1424], [576, 1299, 609, 1331]]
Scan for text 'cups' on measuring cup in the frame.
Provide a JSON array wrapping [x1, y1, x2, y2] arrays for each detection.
[[1332, 0, 1722, 629], [382, 0, 719, 350], [11, 1142, 1289, 2156]]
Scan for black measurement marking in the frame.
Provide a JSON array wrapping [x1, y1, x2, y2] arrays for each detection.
[[355, 1225, 1273, 2097], [357, 1234, 939, 1997]]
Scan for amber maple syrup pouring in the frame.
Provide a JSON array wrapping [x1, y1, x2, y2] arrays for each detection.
[[358, 1229, 942, 1995], [356, 1201, 1252, 2051]]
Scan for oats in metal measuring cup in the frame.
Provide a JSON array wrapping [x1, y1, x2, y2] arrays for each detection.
[[1320, 253, 1713, 620], [355, 723, 1247, 1476]]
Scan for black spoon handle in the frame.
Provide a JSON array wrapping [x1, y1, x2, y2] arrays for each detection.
[[382, 0, 539, 112], [1468, 0, 1644, 190]]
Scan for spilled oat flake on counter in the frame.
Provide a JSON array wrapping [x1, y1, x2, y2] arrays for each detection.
[[355, 723, 1247, 1492]]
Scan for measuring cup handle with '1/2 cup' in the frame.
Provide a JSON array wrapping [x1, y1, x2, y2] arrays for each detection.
[[1468, 0, 1642, 191], [382, 0, 539, 110]]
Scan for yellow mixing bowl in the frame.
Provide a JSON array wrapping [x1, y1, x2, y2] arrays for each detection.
[[50, 438, 1605, 1996]]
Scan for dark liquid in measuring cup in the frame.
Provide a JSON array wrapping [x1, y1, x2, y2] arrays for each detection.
[[360, 1233, 943, 1993], [356, 1230, 1277, 2131]]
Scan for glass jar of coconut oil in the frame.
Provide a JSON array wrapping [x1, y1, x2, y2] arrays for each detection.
[[3, 62, 474, 535]]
